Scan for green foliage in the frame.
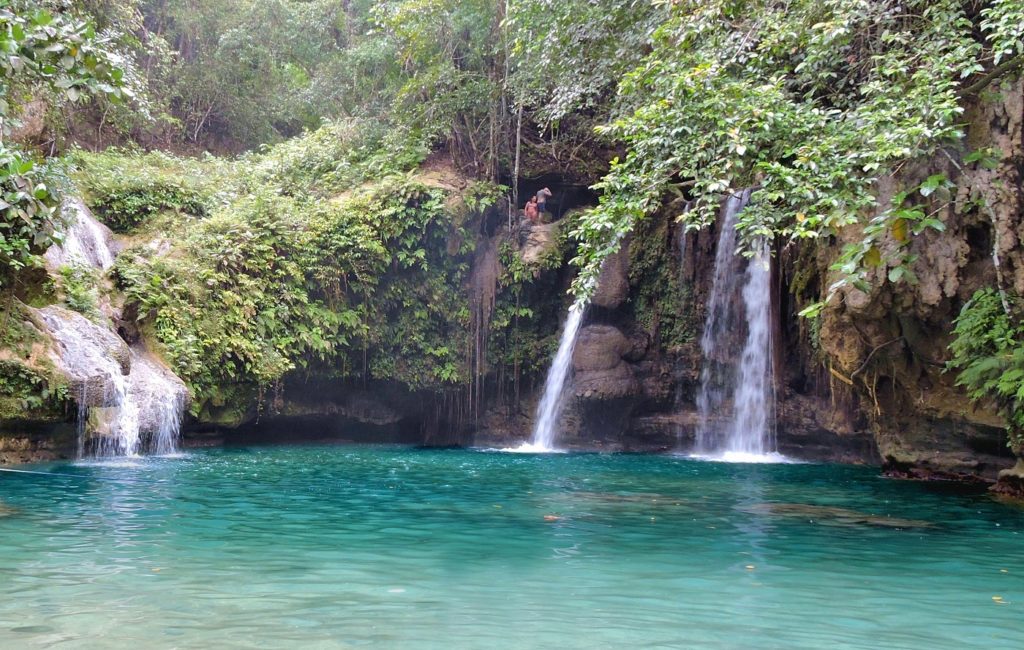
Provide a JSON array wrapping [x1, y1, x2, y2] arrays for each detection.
[[0, 358, 67, 418], [948, 288, 1024, 448], [0, 301, 67, 419], [241, 118, 428, 198], [377, 0, 503, 173], [0, 0, 124, 283], [69, 148, 231, 231], [626, 216, 693, 350], [0, 1, 128, 114], [126, 0, 369, 147], [57, 263, 99, 317], [487, 216, 580, 382], [980, 0, 1024, 65], [0, 146, 60, 275], [508, 0, 665, 126], [113, 158, 478, 412], [569, 0, 1024, 304]]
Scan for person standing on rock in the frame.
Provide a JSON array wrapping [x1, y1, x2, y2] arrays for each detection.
[[536, 187, 552, 219], [524, 196, 539, 223]]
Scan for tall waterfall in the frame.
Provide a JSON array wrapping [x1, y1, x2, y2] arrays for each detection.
[[694, 190, 778, 460], [528, 304, 585, 450], [674, 207, 692, 451]]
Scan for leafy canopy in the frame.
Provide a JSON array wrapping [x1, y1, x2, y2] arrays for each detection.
[[570, 0, 1024, 304], [1, 0, 124, 280]]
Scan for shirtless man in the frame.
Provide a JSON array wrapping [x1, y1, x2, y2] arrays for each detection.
[[536, 187, 552, 217]]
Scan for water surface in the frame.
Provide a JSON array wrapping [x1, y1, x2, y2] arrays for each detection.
[[1, 446, 1022, 649]]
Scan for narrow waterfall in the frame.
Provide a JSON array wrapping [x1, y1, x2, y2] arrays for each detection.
[[674, 207, 692, 451], [694, 190, 778, 460], [531, 304, 585, 450], [124, 348, 188, 456], [507, 303, 585, 452], [725, 240, 775, 455]]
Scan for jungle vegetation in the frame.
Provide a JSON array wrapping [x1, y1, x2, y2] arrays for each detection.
[[2, 0, 1023, 438]]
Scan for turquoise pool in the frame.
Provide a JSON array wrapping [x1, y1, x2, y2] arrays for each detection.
[[1, 446, 1022, 648]]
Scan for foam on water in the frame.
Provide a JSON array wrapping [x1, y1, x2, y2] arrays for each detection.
[[498, 442, 568, 454], [688, 451, 795, 464]]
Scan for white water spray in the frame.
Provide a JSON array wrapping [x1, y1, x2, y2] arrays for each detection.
[[40, 201, 187, 459], [694, 190, 779, 461], [509, 303, 586, 452], [44, 199, 115, 271]]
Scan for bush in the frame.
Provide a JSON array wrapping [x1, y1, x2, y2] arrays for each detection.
[[70, 148, 234, 232], [948, 288, 1024, 448]]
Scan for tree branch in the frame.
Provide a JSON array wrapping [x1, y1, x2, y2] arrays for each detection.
[[961, 54, 1024, 97]]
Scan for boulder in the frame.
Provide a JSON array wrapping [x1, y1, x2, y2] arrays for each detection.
[[520, 222, 559, 266], [571, 325, 639, 440], [592, 238, 631, 309]]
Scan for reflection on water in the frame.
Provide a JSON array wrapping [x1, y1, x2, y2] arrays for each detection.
[[1, 447, 1023, 649]]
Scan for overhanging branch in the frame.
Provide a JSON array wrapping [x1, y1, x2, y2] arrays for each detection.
[[961, 54, 1024, 97]]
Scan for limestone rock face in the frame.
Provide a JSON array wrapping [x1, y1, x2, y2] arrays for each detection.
[[279, 389, 403, 426], [806, 79, 1024, 480], [520, 222, 559, 266], [9, 99, 47, 144], [35, 305, 131, 407], [571, 324, 640, 440], [592, 239, 630, 309]]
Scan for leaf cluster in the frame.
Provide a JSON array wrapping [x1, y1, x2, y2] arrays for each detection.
[[948, 288, 1024, 448]]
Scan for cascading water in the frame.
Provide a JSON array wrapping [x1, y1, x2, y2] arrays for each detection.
[[44, 198, 115, 271], [694, 190, 779, 461], [39, 200, 188, 459], [39, 306, 188, 458], [530, 304, 585, 450], [674, 206, 692, 451], [506, 302, 586, 452], [126, 349, 187, 456]]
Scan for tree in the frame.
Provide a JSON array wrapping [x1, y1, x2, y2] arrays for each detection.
[[568, 0, 1024, 304], [1, 0, 125, 279]]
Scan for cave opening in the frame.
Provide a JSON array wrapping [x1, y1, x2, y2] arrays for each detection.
[[510, 173, 600, 220]]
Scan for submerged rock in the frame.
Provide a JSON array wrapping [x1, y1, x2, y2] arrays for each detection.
[[992, 459, 1024, 500], [739, 502, 933, 529]]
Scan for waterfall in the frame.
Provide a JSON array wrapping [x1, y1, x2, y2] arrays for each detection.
[[44, 199, 115, 271], [530, 304, 585, 450], [694, 190, 779, 461], [122, 348, 188, 457], [505, 303, 585, 452], [39, 307, 187, 458], [38, 199, 188, 459], [674, 209, 691, 451]]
